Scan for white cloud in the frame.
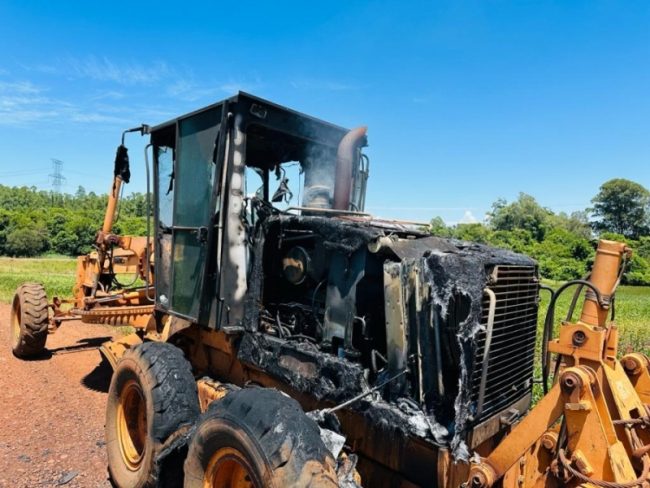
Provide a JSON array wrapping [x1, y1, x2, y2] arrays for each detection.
[[0, 81, 42, 95], [0, 79, 131, 127], [459, 210, 478, 224], [89, 90, 127, 101], [167, 77, 263, 102], [67, 56, 170, 85], [219, 80, 262, 94], [68, 112, 129, 124], [24, 56, 171, 86]]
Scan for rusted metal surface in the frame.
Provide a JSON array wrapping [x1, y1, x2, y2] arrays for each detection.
[[383, 262, 409, 396], [102, 176, 123, 234], [333, 126, 367, 211]]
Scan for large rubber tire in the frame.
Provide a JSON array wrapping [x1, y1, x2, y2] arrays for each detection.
[[106, 342, 200, 488], [10, 283, 48, 358], [184, 388, 338, 488]]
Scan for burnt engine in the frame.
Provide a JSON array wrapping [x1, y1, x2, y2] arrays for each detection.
[[240, 210, 539, 465]]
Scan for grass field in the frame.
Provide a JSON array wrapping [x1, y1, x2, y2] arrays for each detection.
[[0, 256, 77, 303]]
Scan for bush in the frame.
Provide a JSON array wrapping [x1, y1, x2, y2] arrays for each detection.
[[625, 255, 650, 286], [5, 227, 48, 257]]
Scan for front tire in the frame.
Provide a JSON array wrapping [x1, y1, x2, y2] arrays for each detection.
[[184, 388, 338, 488], [10, 283, 49, 358], [106, 342, 200, 488]]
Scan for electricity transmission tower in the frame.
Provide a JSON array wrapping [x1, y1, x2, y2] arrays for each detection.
[[49, 159, 66, 194]]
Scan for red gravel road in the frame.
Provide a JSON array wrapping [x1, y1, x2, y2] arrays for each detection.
[[0, 303, 118, 487]]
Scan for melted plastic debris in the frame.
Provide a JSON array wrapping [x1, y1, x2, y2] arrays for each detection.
[[397, 398, 448, 443], [275, 214, 383, 255], [238, 332, 368, 402], [319, 427, 346, 459]]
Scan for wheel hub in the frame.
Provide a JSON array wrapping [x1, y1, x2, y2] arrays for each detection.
[[10, 298, 21, 348], [117, 380, 147, 470], [204, 447, 258, 488]]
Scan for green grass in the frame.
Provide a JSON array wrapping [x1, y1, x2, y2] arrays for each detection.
[[0, 256, 77, 303], [0, 255, 148, 304]]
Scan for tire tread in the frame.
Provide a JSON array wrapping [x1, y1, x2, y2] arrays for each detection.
[[12, 282, 49, 357], [193, 388, 338, 487]]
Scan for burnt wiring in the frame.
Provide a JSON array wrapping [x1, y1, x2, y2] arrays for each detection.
[[321, 369, 409, 415], [311, 279, 326, 333], [260, 306, 318, 343], [371, 349, 388, 373], [275, 310, 291, 338], [271, 165, 294, 204]]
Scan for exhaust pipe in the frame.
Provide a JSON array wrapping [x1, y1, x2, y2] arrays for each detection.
[[333, 126, 367, 210]]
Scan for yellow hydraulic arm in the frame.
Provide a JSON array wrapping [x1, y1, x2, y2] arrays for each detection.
[[468, 240, 650, 488]]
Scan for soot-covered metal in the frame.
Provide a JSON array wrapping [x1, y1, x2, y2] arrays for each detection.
[[240, 209, 539, 463]]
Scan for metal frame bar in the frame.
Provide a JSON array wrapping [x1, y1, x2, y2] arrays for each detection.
[[477, 287, 497, 418]]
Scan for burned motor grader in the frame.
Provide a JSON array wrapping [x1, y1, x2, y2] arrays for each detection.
[[9, 92, 650, 488]]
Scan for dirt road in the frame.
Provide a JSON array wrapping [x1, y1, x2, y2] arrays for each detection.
[[0, 303, 117, 487]]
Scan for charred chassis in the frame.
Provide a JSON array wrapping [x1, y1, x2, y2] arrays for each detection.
[[141, 93, 540, 487]]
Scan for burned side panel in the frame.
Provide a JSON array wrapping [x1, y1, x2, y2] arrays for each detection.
[[322, 249, 366, 353], [420, 240, 538, 459], [367, 236, 539, 459], [383, 262, 409, 398]]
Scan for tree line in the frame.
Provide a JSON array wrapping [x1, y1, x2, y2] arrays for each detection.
[[428, 179, 650, 285], [0, 185, 147, 257], [1, 178, 649, 285]]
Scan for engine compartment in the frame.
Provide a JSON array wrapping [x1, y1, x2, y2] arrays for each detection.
[[239, 209, 539, 463]]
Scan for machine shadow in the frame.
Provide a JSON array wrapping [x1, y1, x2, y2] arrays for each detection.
[[81, 356, 113, 393], [48, 336, 112, 355]]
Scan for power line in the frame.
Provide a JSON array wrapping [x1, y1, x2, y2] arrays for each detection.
[[48, 159, 66, 194]]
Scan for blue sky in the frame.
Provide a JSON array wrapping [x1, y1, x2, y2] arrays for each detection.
[[0, 0, 648, 224]]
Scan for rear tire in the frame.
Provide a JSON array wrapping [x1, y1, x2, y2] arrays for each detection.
[[106, 342, 200, 488], [184, 388, 338, 488], [10, 283, 48, 358]]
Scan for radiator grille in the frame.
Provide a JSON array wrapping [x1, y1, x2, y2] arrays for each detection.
[[470, 265, 539, 423]]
